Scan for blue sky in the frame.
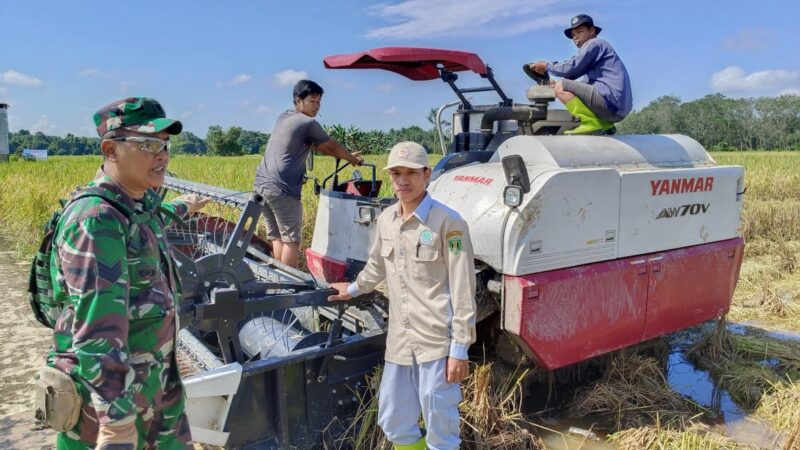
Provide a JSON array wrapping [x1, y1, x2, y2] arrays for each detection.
[[1, 0, 798, 137]]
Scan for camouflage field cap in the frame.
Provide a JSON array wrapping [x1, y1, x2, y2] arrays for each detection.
[[94, 97, 182, 137]]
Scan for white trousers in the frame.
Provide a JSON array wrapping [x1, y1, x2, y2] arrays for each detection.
[[377, 357, 462, 450]]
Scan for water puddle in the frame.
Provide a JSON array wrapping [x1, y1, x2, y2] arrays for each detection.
[[666, 351, 781, 448], [663, 320, 800, 448], [533, 418, 615, 450], [735, 321, 800, 343], [526, 322, 794, 449]]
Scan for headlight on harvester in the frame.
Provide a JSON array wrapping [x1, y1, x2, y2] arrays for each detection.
[[356, 206, 376, 224], [503, 185, 523, 207]]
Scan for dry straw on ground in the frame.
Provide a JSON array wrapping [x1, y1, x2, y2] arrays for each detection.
[[568, 352, 705, 430], [459, 363, 544, 449], [608, 420, 755, 450], [756, 381, 800, 449], [334, 363, 545, 450]]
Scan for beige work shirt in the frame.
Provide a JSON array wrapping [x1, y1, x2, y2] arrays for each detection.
[[349, 193, 476, 365]]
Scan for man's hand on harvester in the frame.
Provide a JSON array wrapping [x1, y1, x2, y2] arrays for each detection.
[[530, 61, 548, 74], [175, 193, 212, 213], [446, 357, 469, 383], [327, 282, 353, 301], [349, 151, 364, 167]]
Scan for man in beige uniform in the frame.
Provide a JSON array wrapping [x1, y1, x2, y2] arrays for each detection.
[[329, 142, 476, 450]]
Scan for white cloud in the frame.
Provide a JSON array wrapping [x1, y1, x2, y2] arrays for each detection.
[[273, 69, 309, 87], [255, 105, 273, 114], [383, 106, 398, 115], [30, 115, 58, 134], [710, 66, 800, 92], [180, 103, 207, 119], [119, 80, 135, 93], [229, 73, 252, 86], [778, 88, 800, 97], [242, 100, 251, 107], [723, 28, 773, 52], [79, 68, 100, 77], [366, 0, 566, 39], [0, 70, 42, 87], [377, 83, 395, 93], [0, 87, 7, 95]]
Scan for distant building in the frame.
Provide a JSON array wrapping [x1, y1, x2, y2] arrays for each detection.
[[22, 149, 48, 161], [0, 103, 8, 162]]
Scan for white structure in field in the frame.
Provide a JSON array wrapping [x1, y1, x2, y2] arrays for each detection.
[[0, 103, 8, 162], [22, 149, 48, 161]]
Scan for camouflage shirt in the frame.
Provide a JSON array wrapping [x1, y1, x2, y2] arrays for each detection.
[[47, 177, 188, 428]]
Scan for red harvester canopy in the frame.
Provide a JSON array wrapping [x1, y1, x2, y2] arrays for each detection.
[[323, 47, 488, 81]]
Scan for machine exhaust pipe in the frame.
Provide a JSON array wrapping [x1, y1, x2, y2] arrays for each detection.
[[480, 105, 547, 133]]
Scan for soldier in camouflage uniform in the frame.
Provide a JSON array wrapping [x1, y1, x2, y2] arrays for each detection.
[[46, 97, 209, 449]]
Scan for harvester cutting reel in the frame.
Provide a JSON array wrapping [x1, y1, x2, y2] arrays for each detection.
[[162, 178, 376, 366]]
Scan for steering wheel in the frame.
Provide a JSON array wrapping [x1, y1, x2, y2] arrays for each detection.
[[522, 64, 551, 86]]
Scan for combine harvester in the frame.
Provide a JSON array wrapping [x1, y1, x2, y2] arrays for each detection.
[[164, 48, 745, 449]]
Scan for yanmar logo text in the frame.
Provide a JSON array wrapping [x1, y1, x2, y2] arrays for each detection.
[[650, 177, 714, 196], [656, 203, 710, 219], [454, 175, 493, 185]]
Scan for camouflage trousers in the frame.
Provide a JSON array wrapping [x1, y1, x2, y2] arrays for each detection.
[[56, 360, 191, 450]]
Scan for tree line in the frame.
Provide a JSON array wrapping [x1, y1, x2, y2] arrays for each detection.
[[7, 123, 441, 157], [7, 94, 800, 156], [617, 94, 800, 151]]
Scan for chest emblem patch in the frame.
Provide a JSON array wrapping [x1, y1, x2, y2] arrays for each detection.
[[419, 230, 434, 246]]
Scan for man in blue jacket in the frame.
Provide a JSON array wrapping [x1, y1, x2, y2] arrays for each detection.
[[529, 14, 632, 135]]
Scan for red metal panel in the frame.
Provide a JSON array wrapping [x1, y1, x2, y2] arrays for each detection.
[[323, 47, 488, 81], [642, 237, 744, 340], [505, 256, 649, 370], [504, 238, 745, 370], [304, 249, 346, 283]]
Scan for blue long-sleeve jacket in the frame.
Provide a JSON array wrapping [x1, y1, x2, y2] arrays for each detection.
[[547, 38, 633, 118]]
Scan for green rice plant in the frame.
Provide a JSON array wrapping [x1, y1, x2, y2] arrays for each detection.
[[0, 154, 417, 259]]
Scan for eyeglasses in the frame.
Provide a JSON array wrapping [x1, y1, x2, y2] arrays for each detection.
[[108, 136, 170, 155]]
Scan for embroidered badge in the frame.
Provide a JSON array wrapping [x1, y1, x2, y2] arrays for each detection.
[[446, 231, 464, 255], [397, 147, 410, 159], [419, 230, 434, 246]]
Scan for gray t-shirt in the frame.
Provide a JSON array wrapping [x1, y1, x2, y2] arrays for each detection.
[[254, 110, 330, 198]]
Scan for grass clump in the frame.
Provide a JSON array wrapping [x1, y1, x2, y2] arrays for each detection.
[[335, 363, 545, 450], [332, 366, 390, 450], [608, 420, 756, 450], [688, 319, 800, 408], [568, 352, 706, 430], [459, 363, 544, 449], [756, 380, 800, 449]]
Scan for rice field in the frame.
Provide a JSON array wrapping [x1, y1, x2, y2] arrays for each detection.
[[2, 151, 800, 449]]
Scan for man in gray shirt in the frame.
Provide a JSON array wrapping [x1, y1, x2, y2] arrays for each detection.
[[528, 14, 632, 135], [254, 80, 362, 267]]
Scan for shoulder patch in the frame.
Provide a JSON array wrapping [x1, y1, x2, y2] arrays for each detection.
[[446, 231, 464, 255]]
